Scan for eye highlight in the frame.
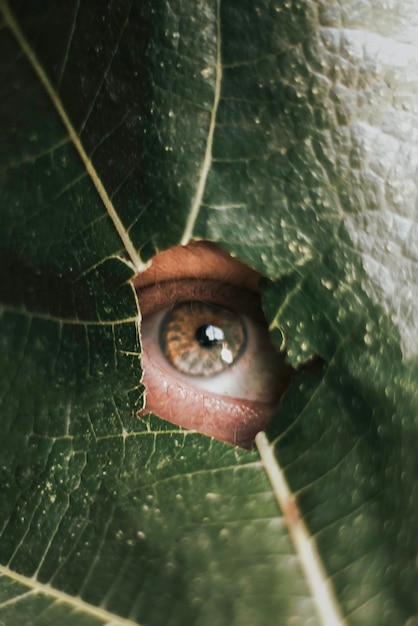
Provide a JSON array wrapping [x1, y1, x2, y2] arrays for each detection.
[[134, 242, 293, 448], [160, 300, 246, 376]]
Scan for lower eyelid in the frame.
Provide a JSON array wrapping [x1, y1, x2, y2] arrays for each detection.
[[139, 347, 274, 449]]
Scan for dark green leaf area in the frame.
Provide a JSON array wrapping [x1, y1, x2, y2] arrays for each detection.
[[0, 26, 135, 320], [260, 249, 418, 622], [10, 0, 220, 258], [0, 311, 141, 440], [195, 0, 338, 273], [0, 305, 142, 521], [129, 0, 220, 254], [0, 587, 106, 626], [220, 0, 316, 63], [0, 29, 124, 266], [260, 246, 373, 367], [0, 252, 138, 326], [0, 416, 319, 626], [0, 27, 139, 322], [0, 304, 140, 626]]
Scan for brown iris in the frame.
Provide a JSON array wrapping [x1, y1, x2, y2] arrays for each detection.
[[160, 301, 247, 377]]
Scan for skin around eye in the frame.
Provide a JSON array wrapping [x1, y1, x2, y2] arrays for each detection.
[[133, 242, 293, 448]]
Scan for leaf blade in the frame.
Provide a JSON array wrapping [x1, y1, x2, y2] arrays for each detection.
[[1, 1, 418, 624]]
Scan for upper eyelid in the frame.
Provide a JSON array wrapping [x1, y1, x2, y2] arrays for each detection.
[[135, 278, 266, 322]]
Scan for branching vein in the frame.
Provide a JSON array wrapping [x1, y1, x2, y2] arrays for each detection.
[[0, 566, 142, 626], [0, 1, 146, 273]]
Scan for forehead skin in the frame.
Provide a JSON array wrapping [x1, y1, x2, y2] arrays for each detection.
[[133, 240, 261, 292]]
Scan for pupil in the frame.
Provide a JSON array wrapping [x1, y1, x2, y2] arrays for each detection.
[[196, 324, 224, 348]]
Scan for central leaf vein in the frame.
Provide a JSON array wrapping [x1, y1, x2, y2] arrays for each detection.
[[256, 432, 347, 626]]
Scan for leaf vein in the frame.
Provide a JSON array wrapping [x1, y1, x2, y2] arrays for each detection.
[[0, 1, 146, 272], [57, 0, 80, 89], [0, 567, 142, 626], [256, 432, 346, 626], [180, 0, 222, 244], [0, 306, 138, 326]]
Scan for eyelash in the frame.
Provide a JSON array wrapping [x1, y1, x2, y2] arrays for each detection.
[[137, 279, 266, 321]]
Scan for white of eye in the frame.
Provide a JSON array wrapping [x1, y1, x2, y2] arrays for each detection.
[[140, 305, 289, 404]]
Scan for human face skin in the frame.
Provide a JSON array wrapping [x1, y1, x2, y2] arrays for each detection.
[[133, 241, 293, 448]]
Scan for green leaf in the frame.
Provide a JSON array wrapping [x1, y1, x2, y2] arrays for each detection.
[[1, 1, 418, 625]]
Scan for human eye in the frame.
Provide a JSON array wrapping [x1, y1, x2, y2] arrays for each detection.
[[133, 242, 293, 448]]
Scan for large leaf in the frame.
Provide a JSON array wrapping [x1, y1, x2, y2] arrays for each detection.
[[1, 1, 418, 624]]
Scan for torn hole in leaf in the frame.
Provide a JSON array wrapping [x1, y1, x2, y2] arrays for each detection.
[[132, 240, 297, 448]]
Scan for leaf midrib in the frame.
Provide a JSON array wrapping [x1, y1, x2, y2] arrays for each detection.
[[256, 432, 347, 626]]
